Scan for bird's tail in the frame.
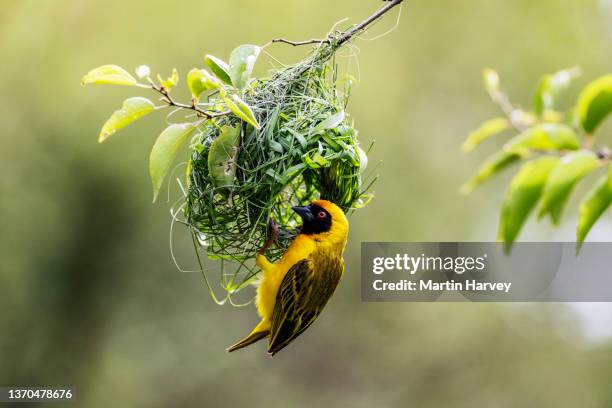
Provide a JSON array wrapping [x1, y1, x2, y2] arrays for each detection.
[[226, 330, 270, 353]]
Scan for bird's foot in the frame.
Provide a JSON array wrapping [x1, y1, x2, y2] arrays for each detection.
[[258, 219, 279, 255]]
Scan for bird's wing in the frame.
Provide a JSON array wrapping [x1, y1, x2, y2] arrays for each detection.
[[268, 256, 342, 355]]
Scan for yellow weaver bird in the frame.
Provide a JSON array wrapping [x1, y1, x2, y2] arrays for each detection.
[[227, 200, 349, 355]]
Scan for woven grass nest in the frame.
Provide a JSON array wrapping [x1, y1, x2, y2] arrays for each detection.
[[84, 0, 405, 299], [183, 40, 375, 292]]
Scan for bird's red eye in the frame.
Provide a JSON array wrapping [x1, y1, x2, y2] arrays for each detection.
[[318, 211, 326, 219]]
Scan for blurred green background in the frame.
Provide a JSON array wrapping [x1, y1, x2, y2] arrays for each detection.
[[2, 0, 612, 407]]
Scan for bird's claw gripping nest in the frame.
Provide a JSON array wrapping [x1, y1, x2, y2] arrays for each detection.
[[258, 219, 280, 255]]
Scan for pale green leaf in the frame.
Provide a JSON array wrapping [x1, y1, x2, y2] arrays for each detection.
[[229, 44, 260, 89], [461, 151, 526, 194], [224, 95, 260, 129], [576, 74, 612, 134], [285, 127, 307, 149], [157, 68, 179, 90], [263, 107, 280, 139], [185, 158, 193, 187], [149, 123, 198, 202], [268, 140, 284, 153], [357, 146, 368, 171], [208, 126, 241, 188], [187, 69, 220, 100], [98, 97, 155, 143], [463, 118, 511, 152], [533, 67, 582, 116], [204, 55, 232, 85], [504, 123, 580, 153], [81, 65, 139, 86], [577, 163, 612, 246], [312, 111, 345, 134], [283, 163, 306, 180], [539, 150, 600, 224], [499, 157, 560, 251]]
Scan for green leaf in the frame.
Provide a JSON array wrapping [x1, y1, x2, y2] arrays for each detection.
[[285, 128, 307, 149], [81, 65, 139, 86], [98, 97, 155, 143], [462, 118, 511, 152], [157, 68, 179, 90], [149, 123, 198, 202], [185, 158, 193, 187], [229, 44, 260, 89], [265, 168, 282, 182], [321, 133, 341, 151], [461, 151, 526, 194], [204, 55, 232, 85], [499, 157, 560, 251], [187, 69, 220, 100], [303, 151, 330, 169], [577, 164, 612, 246], [187, 69, 205, 99], [504, 124, 580, 153], [533, 67, 582, 116], [263, 107, 280, 143], [268, 140, 284, 153], [224, 94, 260, 129], [357, 146, 368, 171], [576, 74, 612, 134], [312, 111, 345, 134], [282, 163, 306, 180], [208, 126, 241, 188], [539, 150, 600, 224]]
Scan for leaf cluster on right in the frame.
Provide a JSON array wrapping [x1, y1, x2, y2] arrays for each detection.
[[463, 69, 612, 251]]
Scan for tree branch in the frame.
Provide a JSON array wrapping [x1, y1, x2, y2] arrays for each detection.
[[337, 0, 404, 46], [272, 0, 404, 48], [151, 83, 230, 119], [154, 1, 405, 117], [272, 38, 330, 47]]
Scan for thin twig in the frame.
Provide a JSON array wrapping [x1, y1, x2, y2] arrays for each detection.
[[272, 38, 330, 47], [337, 0, 404, 46], [496, 93, 530, 132], [151, 83, 230, 119], [272, 0, 404, 48]]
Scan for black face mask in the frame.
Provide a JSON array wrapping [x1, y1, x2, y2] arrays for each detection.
[[291, 204, 332, 234]]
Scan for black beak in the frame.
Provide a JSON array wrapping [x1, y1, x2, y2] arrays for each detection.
[[292, 206, 313, 222]]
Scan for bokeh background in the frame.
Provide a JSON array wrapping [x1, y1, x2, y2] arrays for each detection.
[[2, 0, 612, 406]]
